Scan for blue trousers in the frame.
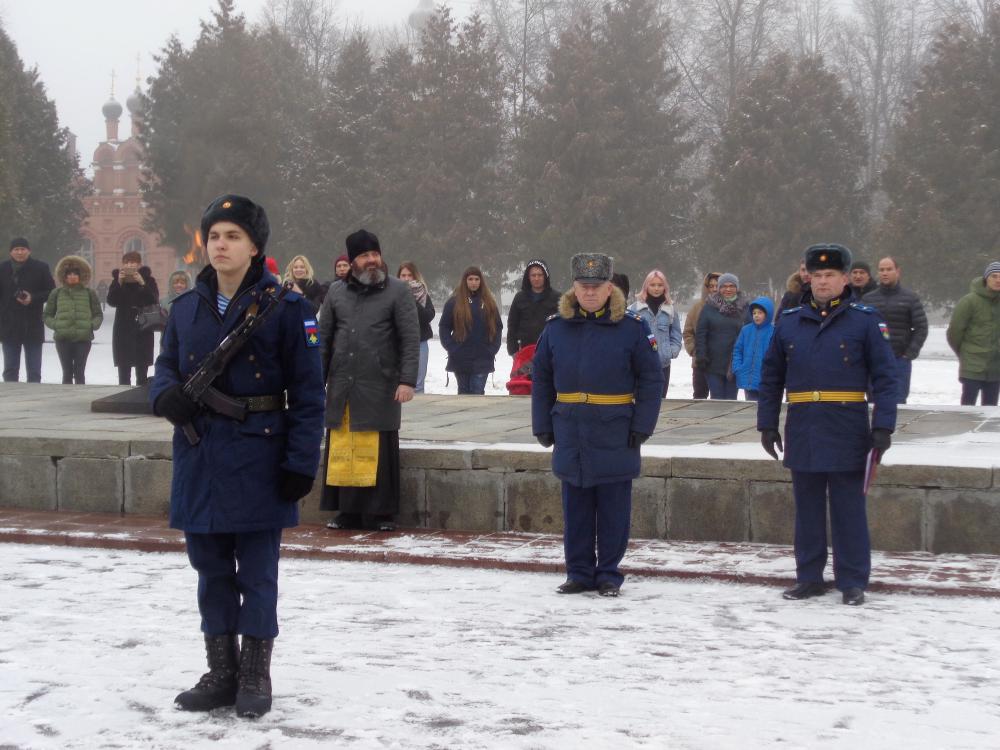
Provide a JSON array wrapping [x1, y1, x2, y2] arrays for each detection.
[[2, 340, 43, 382], [185, 530, 283, 639], [415, 340, 429, 393], [895, 355, 912, 403], [561, 480, 632, 588], [706, 373, 738, 400], [455, 372, 488, 395], [791, 470, 870, 591], [960, 378, 999, 406]]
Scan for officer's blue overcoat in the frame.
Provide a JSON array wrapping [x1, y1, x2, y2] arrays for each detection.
[[757, 296, 898, 472], [150, 266, 325, 533], [532, 288, 663, 487]]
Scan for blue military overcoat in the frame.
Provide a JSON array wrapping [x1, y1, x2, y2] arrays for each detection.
[[757, 294, 898, 472], [150, 265, 325, 533], [532, 287, 663, 487]]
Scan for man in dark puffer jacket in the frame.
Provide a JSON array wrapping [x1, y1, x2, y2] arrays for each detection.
[[862, 257, 928, 404]]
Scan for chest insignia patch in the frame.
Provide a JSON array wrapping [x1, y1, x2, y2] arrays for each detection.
[[647, 333, 658, 351], [878, 322, 890, 340], [303, 318, 320, 347]]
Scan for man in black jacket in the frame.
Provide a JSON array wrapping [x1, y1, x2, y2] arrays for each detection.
[[849, 261, 877, 299], [863, 257, 928, 403], [506, 259, 561, 356], [0, 237, 55, 382]]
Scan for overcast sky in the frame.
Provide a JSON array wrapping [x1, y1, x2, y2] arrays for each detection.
[[0, 0, 442, 168]]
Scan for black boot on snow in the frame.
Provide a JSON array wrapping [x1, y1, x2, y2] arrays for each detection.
[[235, 635, 274, 718], [174, 634, 240, 711]]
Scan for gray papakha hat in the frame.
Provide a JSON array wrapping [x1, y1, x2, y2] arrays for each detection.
[[571, 253, 614, 283]]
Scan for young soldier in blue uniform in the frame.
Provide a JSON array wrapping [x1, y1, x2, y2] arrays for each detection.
[[532, 253, 663, 597], [150, 195, 325, 716], [757, 244, 897, 606]]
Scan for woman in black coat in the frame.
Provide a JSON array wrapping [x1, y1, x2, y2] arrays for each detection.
[[106, 250, 159, 385], [694, 272, 750, 400], [439, 266, 503, 394]]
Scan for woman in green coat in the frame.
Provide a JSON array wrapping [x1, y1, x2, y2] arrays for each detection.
[[946, 263, 1000, 405], [43, 255, 103, 384]]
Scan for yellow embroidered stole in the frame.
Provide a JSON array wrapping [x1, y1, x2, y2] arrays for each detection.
[[325, 404, 379, 487]]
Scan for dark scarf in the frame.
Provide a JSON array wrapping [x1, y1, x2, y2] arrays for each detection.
[[646, 293, 666, 316], [708, 291, 747, 318]]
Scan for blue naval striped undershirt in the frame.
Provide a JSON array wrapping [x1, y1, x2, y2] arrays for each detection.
[[217, 292, 230, 317]]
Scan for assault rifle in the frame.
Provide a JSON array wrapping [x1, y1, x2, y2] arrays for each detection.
[[180, 283, 292, 445]]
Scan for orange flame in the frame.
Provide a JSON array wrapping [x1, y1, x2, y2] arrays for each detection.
[[182, 224, 206, 267]]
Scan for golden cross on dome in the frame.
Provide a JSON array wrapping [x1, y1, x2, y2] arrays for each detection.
[[110, 69, 116, 97]]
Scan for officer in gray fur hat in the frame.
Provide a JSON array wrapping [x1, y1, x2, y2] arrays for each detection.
[[531, 252, 663, 597]]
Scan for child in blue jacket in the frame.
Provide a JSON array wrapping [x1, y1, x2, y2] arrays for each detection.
[[731, 295, 774, 401]]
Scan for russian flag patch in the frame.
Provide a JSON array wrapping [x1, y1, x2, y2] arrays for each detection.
[[303, 318, 320, 347], [878, 322, 890, 341], [647, 333, 658, 351]]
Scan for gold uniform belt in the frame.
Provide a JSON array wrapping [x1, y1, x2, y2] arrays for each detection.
[[786, 390, 867, 404], [556, 392, 634, 405]]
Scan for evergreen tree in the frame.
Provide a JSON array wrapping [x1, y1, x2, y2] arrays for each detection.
[[280, 32, 379, 266], [516, 0, 693, 283], [373, 8, 511, 282], [700, 53, 867, 288], [0, 26, 85, 263], [140, 0, 313, 264], [877, 15, 1000, 304]]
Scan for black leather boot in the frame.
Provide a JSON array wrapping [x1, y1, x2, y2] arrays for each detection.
[[235, 635, 274, 718], [174, 634, 240, 711]]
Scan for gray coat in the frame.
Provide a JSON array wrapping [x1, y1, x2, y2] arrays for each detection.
[[319, 274, 420, 431]]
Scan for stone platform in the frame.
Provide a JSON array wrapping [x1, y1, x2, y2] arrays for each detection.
[[1, 383, 999, 554]]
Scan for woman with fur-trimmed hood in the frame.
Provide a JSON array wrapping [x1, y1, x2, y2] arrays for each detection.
[[531, 253, 663, 598], [43, 255, 102, 384]]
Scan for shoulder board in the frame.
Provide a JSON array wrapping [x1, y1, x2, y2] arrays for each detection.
[[849, 302, 876, 313], [545, 313, 560, 322], [624, 310, 644, 322], [781, 306, 802, 315]]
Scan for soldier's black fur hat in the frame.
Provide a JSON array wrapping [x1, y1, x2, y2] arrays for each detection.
[[805, 244, 852, 273], [200, 195, 270, 256]]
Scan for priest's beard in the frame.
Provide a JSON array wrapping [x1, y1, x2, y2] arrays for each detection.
[[354, 263, 387, 286]]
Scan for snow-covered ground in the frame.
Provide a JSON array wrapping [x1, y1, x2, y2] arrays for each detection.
[[35, 309, 966, 404], [3, 543, 1000, 749]]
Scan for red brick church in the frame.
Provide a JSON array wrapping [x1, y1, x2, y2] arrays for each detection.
[[78, 85, 177, 292]]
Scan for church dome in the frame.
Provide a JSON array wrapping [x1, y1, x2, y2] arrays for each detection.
[[126, 88, 143, 116], [102, 97, 123, 120]]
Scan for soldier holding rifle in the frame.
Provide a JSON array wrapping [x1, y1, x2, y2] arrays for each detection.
[[150, 195, 324, 717]]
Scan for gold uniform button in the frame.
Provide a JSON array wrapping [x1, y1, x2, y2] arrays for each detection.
[[255, 372, 262, 379], [812, 391, 821, 401], [821, 310, 828, 317], [188, 354, 195, 361], [843, 357, 849, 362], [248, 355, 255, 362], [264, 427, 271, 434]]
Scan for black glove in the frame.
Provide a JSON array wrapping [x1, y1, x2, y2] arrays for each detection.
[[628, 431, 650, 449], [760, 428, 783, 460], [280, 471, 314, 503], [536, 433, 554, 448], [871, 428, 891, 462], [154, 384, 199, 426]]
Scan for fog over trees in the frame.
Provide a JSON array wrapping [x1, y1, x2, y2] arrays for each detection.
[[2, 0, 999, 301]]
